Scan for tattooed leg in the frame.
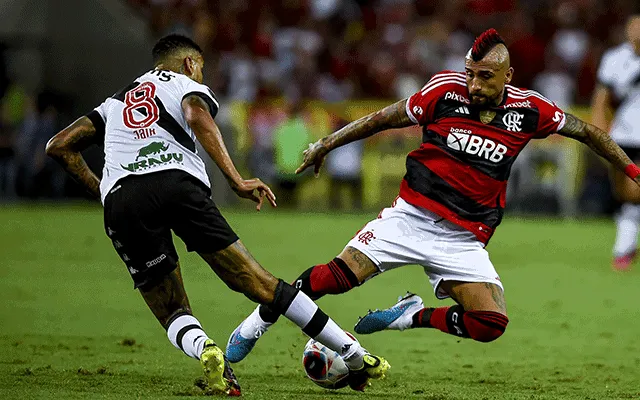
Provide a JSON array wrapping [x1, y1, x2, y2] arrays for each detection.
[[440, 281, 507, 314], [199, 240, 280, 304], [138, 264, 216, 361], [139, 262, 192, 329], [337, 246, 379, 282]]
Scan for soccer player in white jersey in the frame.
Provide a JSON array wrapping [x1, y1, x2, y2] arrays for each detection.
[[592, 15, 640, 270], [45, 34, 389, 395]]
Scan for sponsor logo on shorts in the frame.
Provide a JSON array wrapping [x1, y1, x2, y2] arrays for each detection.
[[146, 253, 167, 268], [357, 230, 376, 245], [121, 141, 184, 172]]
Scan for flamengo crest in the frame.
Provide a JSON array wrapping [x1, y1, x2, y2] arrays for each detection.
[[502, 111, 523, 132]]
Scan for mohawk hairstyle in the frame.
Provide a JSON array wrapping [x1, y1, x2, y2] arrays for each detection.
[[152, 34, 203, 64], [470, 29, 506, 61]]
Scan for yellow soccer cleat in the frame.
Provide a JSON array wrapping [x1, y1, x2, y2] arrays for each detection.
[[200, 340, 241, 396], [347, 353, 391, 391]]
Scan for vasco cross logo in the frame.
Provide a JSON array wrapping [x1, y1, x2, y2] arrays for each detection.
[[502, 110, 523, 132]]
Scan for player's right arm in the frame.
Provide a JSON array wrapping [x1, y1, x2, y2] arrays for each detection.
[[181, 94, 276, 210], [45, 116, 101, 198], [296, 99, 414, 175], [297, 71, 460, 175]]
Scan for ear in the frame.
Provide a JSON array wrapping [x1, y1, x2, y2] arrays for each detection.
[[504, 67, 514, 84], [183, 56, 195, 77]]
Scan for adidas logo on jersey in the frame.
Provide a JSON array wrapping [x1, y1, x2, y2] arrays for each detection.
[[455, 106, 470, 115], [447, 128, 508, 162]]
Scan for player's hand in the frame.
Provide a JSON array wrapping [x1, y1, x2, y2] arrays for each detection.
[[232, 178, 277, 211], [296, 140, 329, 177]]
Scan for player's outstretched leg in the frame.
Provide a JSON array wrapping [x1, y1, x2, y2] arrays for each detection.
[[200, 241, 388, 390], [356, 281, 509, 343], [225, 246, 377, 363], [139, 265, 240, 396]]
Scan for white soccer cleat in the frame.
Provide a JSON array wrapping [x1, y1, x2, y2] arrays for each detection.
[[354, 293, 424, 334]]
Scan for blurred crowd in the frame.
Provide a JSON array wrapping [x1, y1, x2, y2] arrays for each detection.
[[0, 0, 637, 211], [0, 43, 72, 201], [127, 0, 637, 107]]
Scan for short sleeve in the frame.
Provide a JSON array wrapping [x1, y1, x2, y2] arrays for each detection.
[[85, 101, 107, 141], [181, 80, 220, 119], [406, 72, 467, 125], [535, 97, 566, 138], [596, 50, 616, 89]]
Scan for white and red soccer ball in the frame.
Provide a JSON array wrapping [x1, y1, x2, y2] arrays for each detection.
[[302, 336, 353, 389]]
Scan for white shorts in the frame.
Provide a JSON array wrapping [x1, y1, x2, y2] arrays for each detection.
[[345, 198, 503, 299]]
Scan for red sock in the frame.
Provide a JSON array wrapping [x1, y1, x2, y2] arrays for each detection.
[[307, 258, 358, 295], [412, 305, 508, 342]]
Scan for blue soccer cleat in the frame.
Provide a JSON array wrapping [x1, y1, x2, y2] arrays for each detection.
[[354, 293, 424, 334]]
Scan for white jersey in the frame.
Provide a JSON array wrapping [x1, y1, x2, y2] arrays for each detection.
[[87, 69, 219, 204], [597, 43, 640, 147]]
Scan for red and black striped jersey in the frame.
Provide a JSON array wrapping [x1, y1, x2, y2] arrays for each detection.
[[401, 71, 566, 244]]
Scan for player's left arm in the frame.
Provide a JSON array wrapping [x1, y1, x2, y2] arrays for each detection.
[[45, 116, 101, 198], [557, 113, 639, 184]]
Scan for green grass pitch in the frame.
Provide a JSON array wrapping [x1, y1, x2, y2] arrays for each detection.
[[1, 204, 639, 399]]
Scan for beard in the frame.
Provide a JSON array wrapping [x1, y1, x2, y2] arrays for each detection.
[[470, 92, 501, 106]]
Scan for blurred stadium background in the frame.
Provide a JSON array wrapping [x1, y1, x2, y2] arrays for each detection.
[[0, 0, 637, 214], [4, 2, 640, 399]]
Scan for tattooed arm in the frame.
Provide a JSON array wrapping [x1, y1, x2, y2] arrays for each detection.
[[557, 113, 637, 182], [45, 116, 101, 198], [296, 99, 414, 175]]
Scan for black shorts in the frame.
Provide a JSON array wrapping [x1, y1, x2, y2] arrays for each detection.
[[103, 170, 239, 290], [620, 146, 640, 163]]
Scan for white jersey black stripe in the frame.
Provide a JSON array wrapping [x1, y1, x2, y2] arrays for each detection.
[[597, 43, 640, 147], [90, 69, 219, 204]]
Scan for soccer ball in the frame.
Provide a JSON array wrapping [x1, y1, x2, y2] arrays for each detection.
[[302, 338, 350, 389]]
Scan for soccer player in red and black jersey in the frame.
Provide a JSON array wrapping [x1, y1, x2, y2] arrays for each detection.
[[226, 29, 640, 360]]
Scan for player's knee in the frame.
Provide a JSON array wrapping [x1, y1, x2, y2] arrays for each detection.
[[464, 311, 509, 343], [293, 258, 360, 298]]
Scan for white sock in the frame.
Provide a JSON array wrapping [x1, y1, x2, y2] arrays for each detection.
[[167, 314, 210, 360], [239, 307, 272, 337], [613, 203, 640, 257], [283, 291, 365, 369]]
